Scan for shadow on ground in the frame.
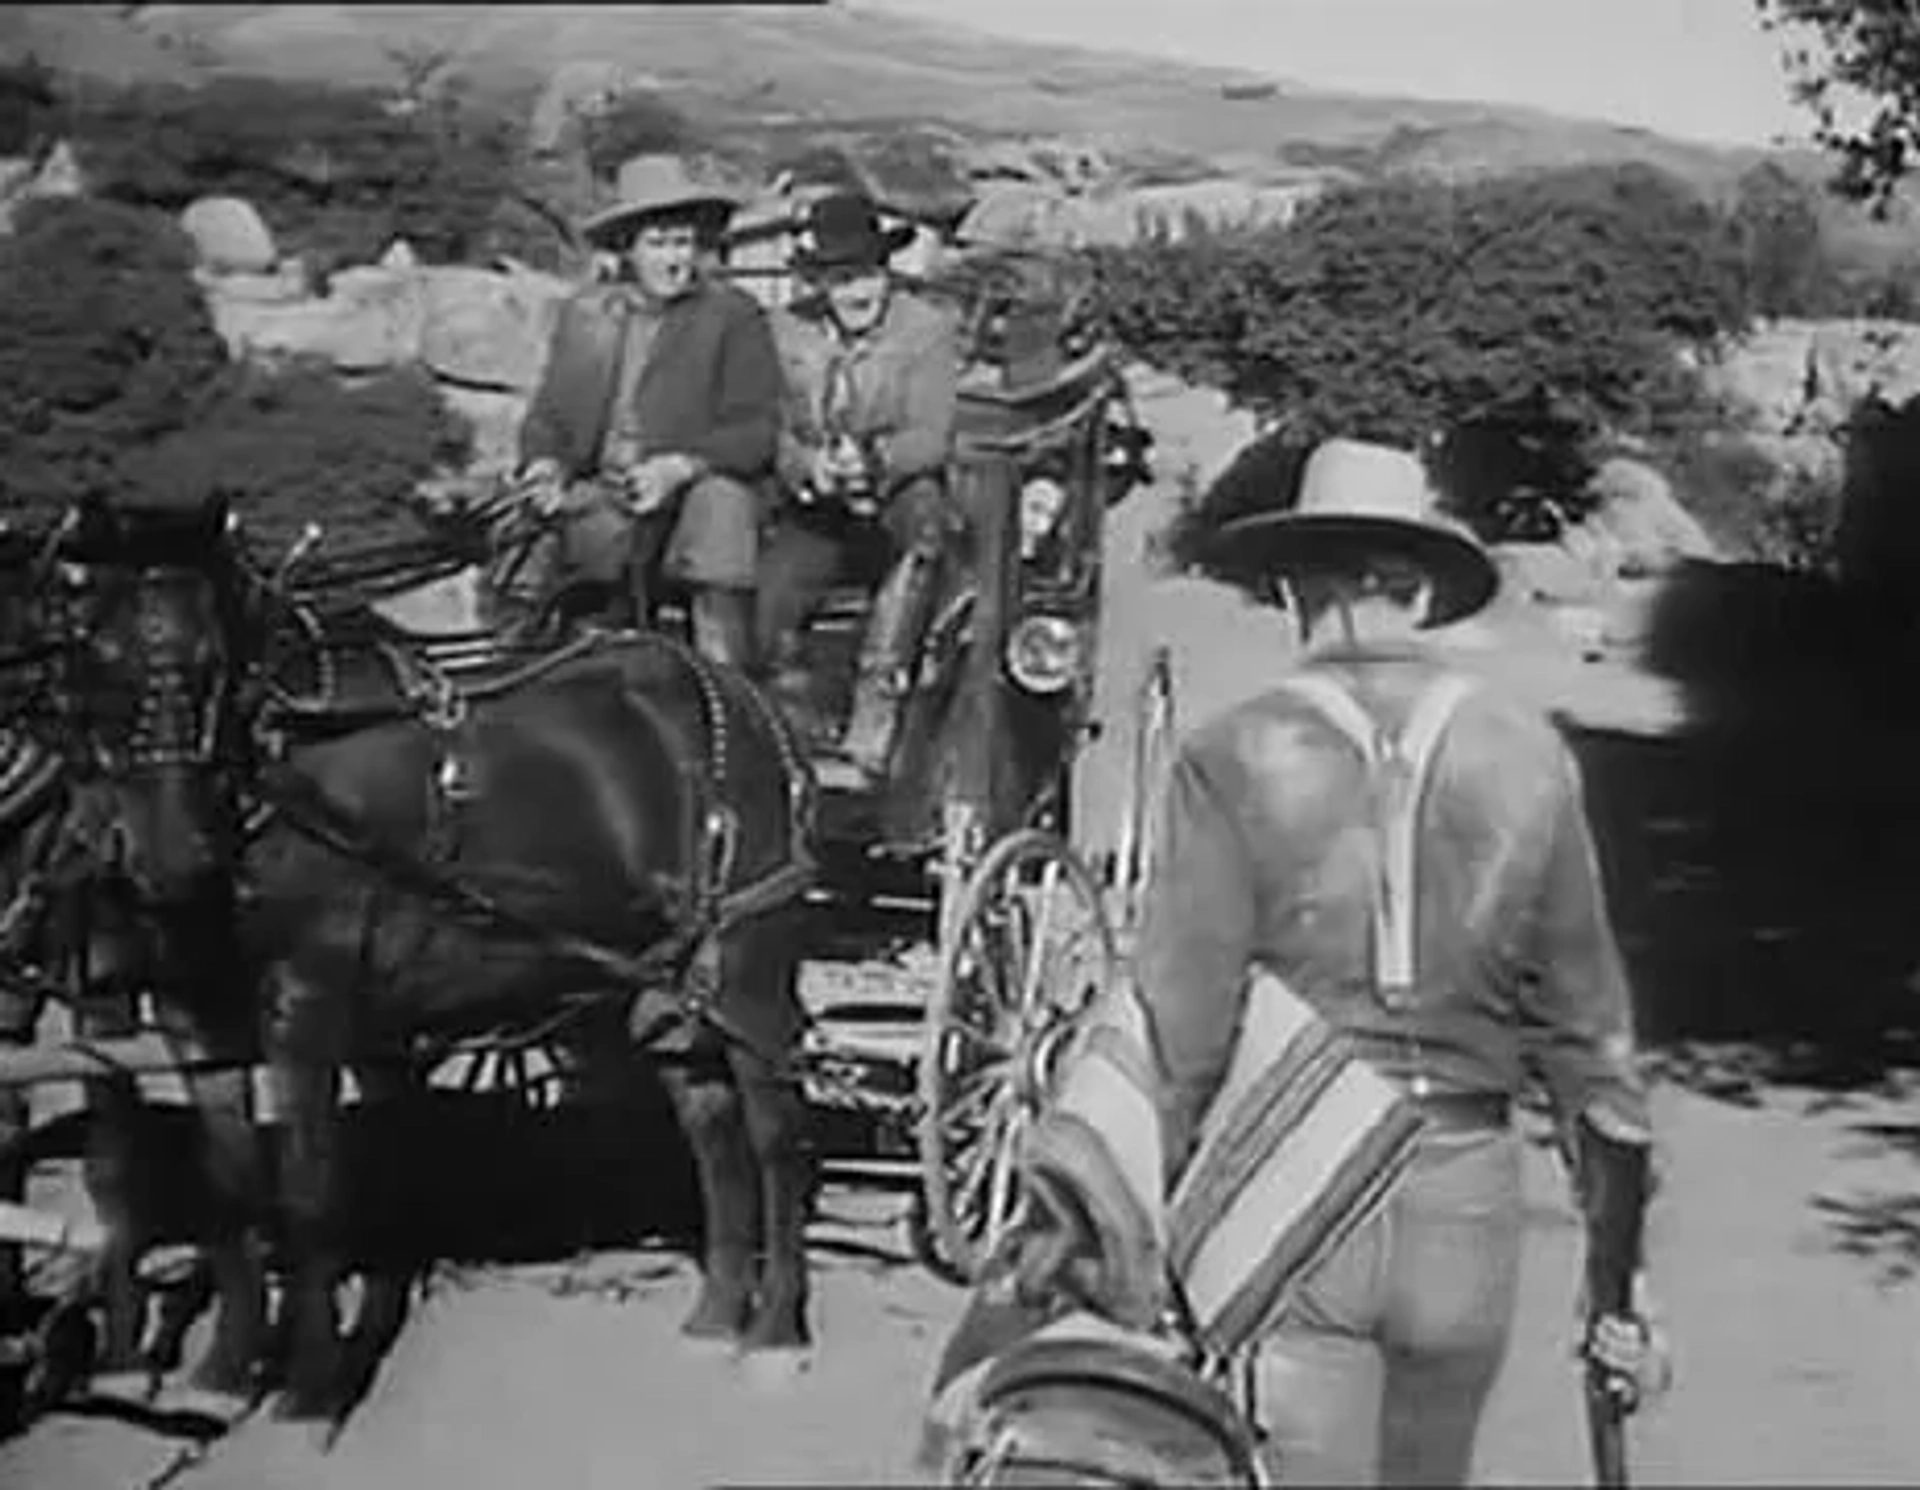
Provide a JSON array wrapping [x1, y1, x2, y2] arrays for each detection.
[[1576, 557, 1920, 1281]]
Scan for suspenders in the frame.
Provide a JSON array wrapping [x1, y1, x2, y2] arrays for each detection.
[[1273, 669, 1476, 1013]]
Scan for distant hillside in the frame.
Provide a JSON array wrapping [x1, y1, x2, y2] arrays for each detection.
[[3, 1, 1916, 268]]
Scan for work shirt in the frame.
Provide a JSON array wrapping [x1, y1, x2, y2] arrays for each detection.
[[1134, 642, 1650, 1183], [600, 292, 667, 468], [771, 287, 960, 495]]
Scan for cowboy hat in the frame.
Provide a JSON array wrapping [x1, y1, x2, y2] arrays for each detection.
[[791, 192, 916, 275], [1197, 437, 1500, 627], [581, 153, 746, 248]]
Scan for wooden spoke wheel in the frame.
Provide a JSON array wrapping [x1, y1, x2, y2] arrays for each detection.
[[915, 827, 1118, 1285]]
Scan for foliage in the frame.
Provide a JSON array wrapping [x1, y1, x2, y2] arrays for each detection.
[[1729, 161, 1848, 317], [579, 89, 701, 183], [0, 197, 229, 523], [1091, 165, 1752, 542], [135, 361, 469, 555], [0, 196, 463, 546], [0, 54, 61, 159], [61, 72, 528, 274], [1758, 0, 1920, 210]]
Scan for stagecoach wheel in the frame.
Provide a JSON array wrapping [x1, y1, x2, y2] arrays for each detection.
[[916, 827, 1119, 1285]]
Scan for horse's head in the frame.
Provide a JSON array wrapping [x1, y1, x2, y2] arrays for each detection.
[[51, 496, 259, 904]]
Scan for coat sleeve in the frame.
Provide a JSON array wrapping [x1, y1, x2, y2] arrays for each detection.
[[1131, 744, 1260, 1186], [684, 294, 783, 479], [1515, 740, 1652, 1144], [875, 307, 959, 485], [517, 297, 589, 476]]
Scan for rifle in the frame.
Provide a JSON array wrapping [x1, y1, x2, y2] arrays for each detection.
[[1573, 1112, 1652, 1489]]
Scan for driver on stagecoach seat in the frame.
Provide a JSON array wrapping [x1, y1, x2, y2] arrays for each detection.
[[760, 191, 963, 778], [515, 153, 784, 669]]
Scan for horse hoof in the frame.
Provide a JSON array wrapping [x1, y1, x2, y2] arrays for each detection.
[[737, 1346, 814, 1393], [151, 1380, 255, 1430], [679, 1292, 752, 1343]]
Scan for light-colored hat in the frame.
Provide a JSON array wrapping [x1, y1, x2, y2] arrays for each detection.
[[1197, 436, 1500, 627], [580, 153, 746, 248]]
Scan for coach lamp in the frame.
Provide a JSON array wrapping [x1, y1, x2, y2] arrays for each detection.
[[1004, 609, 1086, 697]]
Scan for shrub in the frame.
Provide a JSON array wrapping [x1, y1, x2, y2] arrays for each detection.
[[1091, 165, 1752, 544], [0, 54, 61, 159], [134, 361, 470, 556], [0, 195, 466, 550], [0, 197, 230, 524], [579, 90, 701, 183], [63, 72, 527, 275]]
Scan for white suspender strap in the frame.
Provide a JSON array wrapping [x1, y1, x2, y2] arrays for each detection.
[[1276, 670, 1477, 1005]]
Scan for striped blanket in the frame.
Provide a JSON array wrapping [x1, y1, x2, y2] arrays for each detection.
[[1023, 966, 1425, 1360]]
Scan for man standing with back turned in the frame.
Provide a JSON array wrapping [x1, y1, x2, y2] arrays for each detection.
[[1131, 437, 1670, 1484]]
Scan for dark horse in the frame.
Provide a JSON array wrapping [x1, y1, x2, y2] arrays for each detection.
[[29, 495, 821, 1427], [0, 502, 269, 1405]]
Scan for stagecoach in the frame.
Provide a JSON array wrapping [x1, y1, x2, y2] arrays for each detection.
[[768, 250, 1166, 1282], [0, 249, 1175, 1422]]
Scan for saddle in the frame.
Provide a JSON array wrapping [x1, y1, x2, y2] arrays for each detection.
[[938, 1313, 1262, 1488]]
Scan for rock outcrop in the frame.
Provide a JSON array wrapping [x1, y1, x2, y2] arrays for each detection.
[[176, 196, 576, 473]]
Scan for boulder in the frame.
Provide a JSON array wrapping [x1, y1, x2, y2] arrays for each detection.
[[418, 265, 571, 392], [208, 269, 425, 373], [436, 385, 531, 474], [1494, 542, 1607, 606], [180, 196, 277, 274], [1578, 457, 1721, 576], [194, 260, 310, 305], [29, 141, 83, 201]]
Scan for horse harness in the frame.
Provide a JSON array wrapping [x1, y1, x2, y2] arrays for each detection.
[[251, 626, 818, 1071]]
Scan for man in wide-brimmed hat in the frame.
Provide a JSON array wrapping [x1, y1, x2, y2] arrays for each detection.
[[516, 153, 783, 665], [995, 437, 1671, 1484], [757, 190, 963, 779]]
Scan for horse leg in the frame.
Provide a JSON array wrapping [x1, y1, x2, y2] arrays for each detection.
[[261, 961, 350, 1422], [725, 917, 814, 1355], [329, 1057, 419, 1425], [656, 1049, 760, 1343], [174, 1061, 269, 1403], [72, 966, 151, 1380]]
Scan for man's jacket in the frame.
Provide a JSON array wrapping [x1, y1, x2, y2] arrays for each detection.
[[771, 288, 960, 494], [518, 278, 782, 481], [1134, 645, 1651, 1185]]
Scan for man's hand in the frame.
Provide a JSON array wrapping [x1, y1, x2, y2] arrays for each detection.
[[988, 1172, 1103, 1312], [1580, 1277, 1674, 1414], [622, 452, 703, 515], [517, 458, 567, 517]]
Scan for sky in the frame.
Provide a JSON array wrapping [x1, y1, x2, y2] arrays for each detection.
[[855, 0, 1819, 149]]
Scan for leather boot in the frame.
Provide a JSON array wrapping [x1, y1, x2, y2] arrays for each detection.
[[689, 586, 758, 672], [841, 548, 940, 778]]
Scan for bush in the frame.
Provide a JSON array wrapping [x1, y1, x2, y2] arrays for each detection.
[[0, 195, 466, 549], [580, 90, 701, 183], [63, 72, 527, 275], [0, 54, 61, 159], [135, 361, 470, 556], [1091, 165, 1752, 543], [0, 197, 230, 524]]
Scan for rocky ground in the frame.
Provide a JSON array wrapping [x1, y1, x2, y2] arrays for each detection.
[[6, 372, 1920, 1487]]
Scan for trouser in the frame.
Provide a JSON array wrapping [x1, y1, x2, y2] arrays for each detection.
[[558, 473, 765, 668], [1252, 1123, 1525, 1488], [756, 475, 956, 767]]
